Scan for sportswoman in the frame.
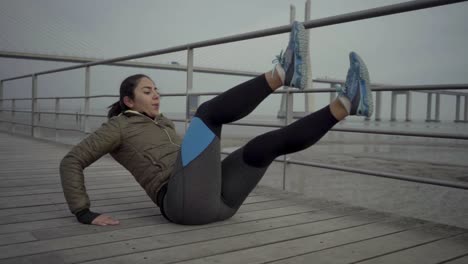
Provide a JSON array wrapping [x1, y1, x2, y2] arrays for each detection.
[[60, 21, 373, 226]]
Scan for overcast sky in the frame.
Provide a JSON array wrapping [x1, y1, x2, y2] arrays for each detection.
[[1, 0, 467, 120]]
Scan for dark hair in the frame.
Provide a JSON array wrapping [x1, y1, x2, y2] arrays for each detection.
[[107, 74, 151, 118]]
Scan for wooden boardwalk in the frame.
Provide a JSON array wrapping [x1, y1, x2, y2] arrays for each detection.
[[0, 132, 468, 264]]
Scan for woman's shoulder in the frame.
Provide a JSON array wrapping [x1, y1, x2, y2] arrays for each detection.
[[103, 114, 130, 129]]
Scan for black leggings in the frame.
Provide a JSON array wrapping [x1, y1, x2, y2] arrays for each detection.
[[162, 75, 338, 225]]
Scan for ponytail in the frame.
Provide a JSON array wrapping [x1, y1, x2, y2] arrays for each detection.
[[107, 101, 124, 119], [107, 74, 151, 119]]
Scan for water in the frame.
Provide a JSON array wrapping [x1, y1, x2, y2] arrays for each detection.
[[1, 111, 468, 228]]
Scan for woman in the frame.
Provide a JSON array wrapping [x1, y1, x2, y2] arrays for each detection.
[[60, 22, 373, 226]]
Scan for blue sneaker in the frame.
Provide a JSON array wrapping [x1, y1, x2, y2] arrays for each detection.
[[272, 21, 309, 89], [337, 52, 373, 117]]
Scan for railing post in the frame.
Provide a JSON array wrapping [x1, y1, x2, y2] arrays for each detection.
[[0, 81, 3, 121], [304, 0, 314, 113], [280, 4, 297, 191], [330, 83, 338, 104], [435, 93, 441, 122], [455, 95, 461, 122], [185, 48, 194, 131], [465, 95, 468, 122], [390, 91, 397, 121], [55, 98, 60, 142], [426, 92, 432, 122], [375, 91, 382, 121], [11, 99, 15, 133], [31, 74, 38, 137], [282, 87, 293, 191], [84, 66, 91, 133], [405, 91, 412, 122]]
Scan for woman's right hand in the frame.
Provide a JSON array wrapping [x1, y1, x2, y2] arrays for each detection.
[[91, 214, 120, 226]]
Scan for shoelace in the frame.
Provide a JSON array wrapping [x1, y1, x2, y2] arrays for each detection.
[[335, 84, 346, 94], [270, 49, 284, 77]]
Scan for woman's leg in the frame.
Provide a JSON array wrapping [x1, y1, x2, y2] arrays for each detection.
[[220, 101, 343, 209], [161, 73, 285, 225], [163, 22, 310, 225], [194, 72, 281, 137], [219, 51, 373, 215]]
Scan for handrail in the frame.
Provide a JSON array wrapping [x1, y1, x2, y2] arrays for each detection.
[[0, 83, 467, 101], [2, 109, 468, 140], [1, 0, 467, 192], [2, 0, 467, 82], [219, 151, 468, 190]]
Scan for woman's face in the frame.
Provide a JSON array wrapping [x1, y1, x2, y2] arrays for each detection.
[[124, 77, 160, 118]]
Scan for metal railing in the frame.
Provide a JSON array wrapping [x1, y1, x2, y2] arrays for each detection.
[[1, 0, 468, 191]]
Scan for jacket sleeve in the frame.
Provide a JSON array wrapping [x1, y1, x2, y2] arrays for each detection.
[[60, 117, 122, 215]]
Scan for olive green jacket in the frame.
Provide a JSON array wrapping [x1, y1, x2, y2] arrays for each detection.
[[59, 110, 182, 214]]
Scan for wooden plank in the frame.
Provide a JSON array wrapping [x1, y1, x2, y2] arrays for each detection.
[[0, 195, 276, 225], [55, 211, 389, 264], [356, 232, 468, 264], [32, 216, 166, 240], [0, 195, 151, 217], [0, 232, 37, 246], [0, 176, 133, 188], [0, 207, 160, 235], [0, 204, 367, 261], [0, 182, 141, 196], [0, 196, 299, 235], [0, 201, 156, 225], [0, 165, 124, 175], [268, 223, 467, 263], [165, 219, 459, 264], [444, 254, 468, 264], [0, 185, 143, 199], [0, 189, 146, 209], [31, 203, 342, 240], [0, 171, 131, 181]]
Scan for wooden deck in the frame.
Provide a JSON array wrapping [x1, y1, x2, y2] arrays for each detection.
[[1, 131, 468, 264]]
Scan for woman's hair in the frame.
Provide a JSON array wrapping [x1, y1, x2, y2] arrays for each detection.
[[107, 74, 151, 118]]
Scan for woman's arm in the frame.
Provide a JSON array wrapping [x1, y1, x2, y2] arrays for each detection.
[[60, 117, 122, 224]]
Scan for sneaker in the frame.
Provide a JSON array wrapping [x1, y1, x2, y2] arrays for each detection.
[[272, 21, 309, 89], [337, 52, 373, 117]]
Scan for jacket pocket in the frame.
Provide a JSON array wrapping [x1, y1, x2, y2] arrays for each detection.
[[142, 152, 165, 171]]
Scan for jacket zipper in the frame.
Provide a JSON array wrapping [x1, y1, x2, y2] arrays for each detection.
[[123, 110, 181, 148]]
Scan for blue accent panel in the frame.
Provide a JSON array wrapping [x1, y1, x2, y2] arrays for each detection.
[[181, 117, 215, 167]]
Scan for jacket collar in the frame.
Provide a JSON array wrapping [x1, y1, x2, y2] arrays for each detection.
[[120, 110, 164, 121]]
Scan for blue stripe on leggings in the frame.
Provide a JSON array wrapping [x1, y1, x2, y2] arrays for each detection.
[[181, 117, 215, 167]]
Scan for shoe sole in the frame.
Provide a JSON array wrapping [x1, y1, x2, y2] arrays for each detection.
[[352, 52, 373, 117], [291, 22, 309, 90]]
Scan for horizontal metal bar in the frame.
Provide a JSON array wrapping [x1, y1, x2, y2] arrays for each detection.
[[0, 51, 262, 79], [0, 98, 31, 101], [0, 109, 30, 114], [0, 120, 31, 126], [332, 127, 468, 140], [220, 151, 468, 190], [0, 120, 83, 132], [289, 159, 468, 190], [172, 119, 468, 140], [0, 110, 109, 118], [2, 0, 466, 81], [0, 120, 30, 127], [302, 0, 468, 30], [1, 85, 467, 100], [156, 84, 468, 97], [36, 124, 82, 132], [0, 109, 77, 116]]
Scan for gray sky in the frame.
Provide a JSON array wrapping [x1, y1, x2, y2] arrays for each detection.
[[1, 0, 467, 120]]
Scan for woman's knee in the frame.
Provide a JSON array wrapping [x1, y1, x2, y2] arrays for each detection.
[[194, 101, 212, 121]]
